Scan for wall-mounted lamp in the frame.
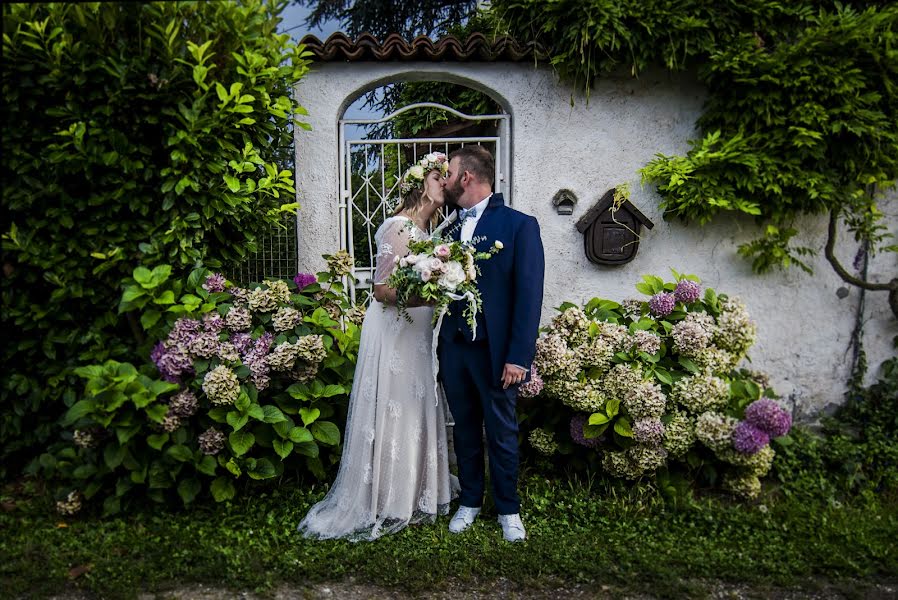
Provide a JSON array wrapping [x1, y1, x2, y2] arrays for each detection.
[[552, 189, 577, 215]]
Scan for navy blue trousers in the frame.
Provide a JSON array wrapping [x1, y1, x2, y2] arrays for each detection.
[[439, 335, 521, 515]]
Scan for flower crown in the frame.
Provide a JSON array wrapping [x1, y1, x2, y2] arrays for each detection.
[[399, 152, 449, 196]]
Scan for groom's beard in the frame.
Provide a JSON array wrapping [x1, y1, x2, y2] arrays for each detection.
[[443, 180, 463, 209]]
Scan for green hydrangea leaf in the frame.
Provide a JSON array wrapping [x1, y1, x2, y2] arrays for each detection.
[[229, 430, 254, 456], [210, 476, 235, 502]]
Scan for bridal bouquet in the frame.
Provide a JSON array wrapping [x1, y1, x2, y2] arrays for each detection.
[[387, 234, 501, 333]]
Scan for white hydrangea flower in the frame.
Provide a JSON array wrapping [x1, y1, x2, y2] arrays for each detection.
[[202, 365, 240, 406]]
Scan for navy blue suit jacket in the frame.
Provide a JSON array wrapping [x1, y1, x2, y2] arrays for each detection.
[[439, 193, 545, 385]]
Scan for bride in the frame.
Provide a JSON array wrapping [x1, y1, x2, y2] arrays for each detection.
[[298, 153, 458, 541]]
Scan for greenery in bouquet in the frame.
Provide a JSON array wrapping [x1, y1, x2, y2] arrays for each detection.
[[37, 253, 363, 515], [386, 231, 501, 328], [521, 270, 792, 498]]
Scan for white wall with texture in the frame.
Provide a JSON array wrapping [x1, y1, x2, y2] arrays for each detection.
[[294, 61, 897, 418]]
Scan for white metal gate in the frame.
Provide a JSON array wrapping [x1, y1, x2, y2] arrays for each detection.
[[339, 102, 510, 303]]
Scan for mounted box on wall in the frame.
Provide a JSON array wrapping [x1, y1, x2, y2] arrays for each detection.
[[552, 189, 577, 215], [575, 188, 654, 266]]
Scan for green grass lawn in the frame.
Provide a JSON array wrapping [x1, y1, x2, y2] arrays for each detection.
[[3, 467, 896, 599]]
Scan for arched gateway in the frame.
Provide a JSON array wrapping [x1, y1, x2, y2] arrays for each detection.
[[294, 33, 531, 302]]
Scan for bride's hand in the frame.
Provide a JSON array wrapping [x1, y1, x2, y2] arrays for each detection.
[[406, 294, 436, 308], [424, 170, 444, 205]]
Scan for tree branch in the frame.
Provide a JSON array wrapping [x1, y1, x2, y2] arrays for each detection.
[[825, 209, 893, 291], [826, 209, 898, 320], [126, 312, 145, 346]]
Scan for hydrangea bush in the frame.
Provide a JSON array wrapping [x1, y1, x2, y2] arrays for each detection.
[[521, 271, 792, 498], [45, 252, 364, 515]]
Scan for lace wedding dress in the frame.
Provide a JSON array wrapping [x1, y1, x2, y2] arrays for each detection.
[[297, 216, 458, 541]]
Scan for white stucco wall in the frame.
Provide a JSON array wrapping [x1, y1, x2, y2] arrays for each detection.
[[294, 61, 897, 418]]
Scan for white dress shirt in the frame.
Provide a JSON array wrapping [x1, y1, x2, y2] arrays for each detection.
[[459, 194, 492, 242]]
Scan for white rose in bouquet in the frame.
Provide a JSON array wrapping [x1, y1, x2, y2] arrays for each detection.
[[424, 153, 437, 162], [439, 261, 467, 291], [465, 253, 476, 281], [406, 253, 427, 266]]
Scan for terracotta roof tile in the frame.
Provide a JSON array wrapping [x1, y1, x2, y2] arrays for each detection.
[[299, 32, 544, 62]]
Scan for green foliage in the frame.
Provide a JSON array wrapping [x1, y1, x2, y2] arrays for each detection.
[[491, 0, 898, 272], [31, 264, 361, 514], [773, 357, 898, 501], [2, 471, 896, 597], [296, 0, 478, 39], [389, 81, 501, 138], [1, 1, 311, 477]]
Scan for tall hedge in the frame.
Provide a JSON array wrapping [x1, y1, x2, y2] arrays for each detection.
[[1, 0, 311, 478]]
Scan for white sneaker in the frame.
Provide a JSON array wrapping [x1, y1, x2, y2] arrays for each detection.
[[498, 513, 526, 542], [448, 505, 481, 533]]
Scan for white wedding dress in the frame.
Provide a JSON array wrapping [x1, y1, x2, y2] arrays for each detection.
[[297, 216, 458, 541]]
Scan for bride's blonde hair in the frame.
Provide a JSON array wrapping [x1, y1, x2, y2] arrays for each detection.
[[392, 180, 442, 231]]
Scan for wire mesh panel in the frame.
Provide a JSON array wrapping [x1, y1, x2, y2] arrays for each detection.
[[340, 103, 510, 304], [228, 213, 299, 286]]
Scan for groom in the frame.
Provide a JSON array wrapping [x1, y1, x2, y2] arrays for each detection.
[[438, 146, 545, 542]]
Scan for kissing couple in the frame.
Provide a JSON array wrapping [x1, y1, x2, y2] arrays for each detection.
[[298, 145, 545, 542]]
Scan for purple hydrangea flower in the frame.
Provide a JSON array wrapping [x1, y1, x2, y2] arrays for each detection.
[[732, 421, 770, 455], [230, 332, 253, 356], [203, 273, 227, 293], [155, 346, 193, 383], [253, 332, 274, 354], [632, 418, 666, 445], [648, 292, 676, 317], [569, 413, 603, 448], [674, 280, 702, 304], [227, 286, 249, 304], [744, 397, 792, 438], [168, 318, 201, 345], [150, 341, 166, 366], [202, 312, 225, 333], [293, 272, 317, 290], [243, 332, 275, 391]]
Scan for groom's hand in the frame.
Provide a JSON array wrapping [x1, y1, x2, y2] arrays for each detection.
[[501, 364, 527, 389]]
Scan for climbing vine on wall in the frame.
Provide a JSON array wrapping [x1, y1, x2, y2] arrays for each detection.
[[490, 1, 897, 280]]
